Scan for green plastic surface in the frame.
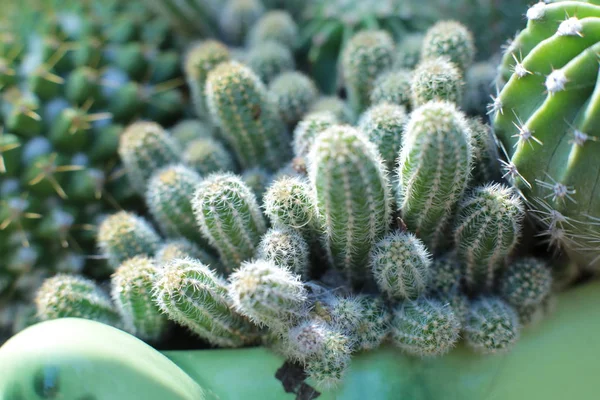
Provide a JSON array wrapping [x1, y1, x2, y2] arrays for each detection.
[[2, 279, 600, 399]]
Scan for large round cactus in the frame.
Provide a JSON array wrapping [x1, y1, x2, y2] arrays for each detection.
[[492, 0, 600, 270]]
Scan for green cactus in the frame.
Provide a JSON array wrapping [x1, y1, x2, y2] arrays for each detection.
[[292, 111, 338, 157], [247, 10, 298, 48], [499, 257, 553, 309], [394, 33, 424, 70], [205, 61, 292, 171], [397, 101, 472, 252], [153, 257, 258, 348], [155, 239, 220, 270], [421, 20, 475, 71], [463, 60, 496, 116], [369, 69, 412, 109], [309, 96, 354, 124], [453, 183, 525, 292], [169, 119, 214, 147], [219, 0, 265, 45], [110, 256, 168, 342], [410, 58, 464, 107], [192, 172, 266, 272], [241, 167, 272, 204], [492, 1, 600, 271], [246, 40, 295, 84], [183, 138, 237, 176], [467, 117, 500, 186], [257, 227, 310, 278], [464, 297, 520, 354], [308, 125, 391, 286], [304, 327, 352, 390], [341, 30, 395, 114], [269, 71, 319, 126], [427, 253, 463, 295]]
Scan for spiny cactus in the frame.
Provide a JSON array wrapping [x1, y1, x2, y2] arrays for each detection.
[[205, 61, 292, 171], [34, 274, 120, 327], [229, 259, 308, 334], [421, 20, 475, 71], [410, 57, 464, 107], [309, 96, 354, 124], [192, 173, 266, 272], [269, 71, 319, 126], [308, 125, 391, 286], [428, 253, 463, 295], [454, 183, 525, 292], [110, 256, 168, 341], [397, 101, 472, 252], [463, 61, 496, 116], [242, 167, 273, 204], [247, 10, 298, 48], [118, 121, 181, 194], [170, 119, 214, 146], [499, 257, 553, 308], [97, 211, 161, 270], [285, 319, 334, 363], [391, 297, 461, 357], [394, 33, 424, 70], [292, 111, 338, 157], [467, 117, 500, 186], [369, 69, 412, 109], [183, 138, 237, 176], [304, 328, 352, 389], [146, 164, 205, 245], [219, 0, 265, 45], [370, 231, 432, 300], [358, 102, 407, 170], [155, 239, 220, 269], [246, 41, 295, 84], [154, 257, 258, 348], [341, 30, 395, 114], [464, 297, 520, 354], [257, 227, 310, 278]]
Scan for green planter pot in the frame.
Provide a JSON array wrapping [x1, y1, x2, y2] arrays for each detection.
[[1, 280, 600, 400]]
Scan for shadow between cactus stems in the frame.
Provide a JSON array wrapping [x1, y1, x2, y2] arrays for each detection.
[[1, 279, 600, 400]]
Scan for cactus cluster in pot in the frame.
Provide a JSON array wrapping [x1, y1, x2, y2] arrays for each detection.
[[21, 12, 575, 390]]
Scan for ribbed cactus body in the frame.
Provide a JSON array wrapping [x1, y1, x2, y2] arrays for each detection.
[[257, 227, 310, 278], [293, 111, 338, 157], [358, 102, 407, 170], [397, 101, 472, 252], [229, 259, 308, 334], [467, 118, 500, 186], [391, 297, 460, 357], [369, 69, 412, 109], [153, 258, 257, 347], [499, 257, 553, 308], [421, 20, 475, 71], [183, 138, 237, 176], [453, 183, 524, 291], [308, 125, 391, 286], [269, 71, 319, 126], [411, 58, 464, 107], [464, 297, 520, 354], [205, 61, 291, 171], [428, 254, 463, 295], [110, 256, 168, 341], [247, 10, 298, 48], [310, 96, 354, 124], [304, 330, 352, 389], [34, 275, 120, 327], [118, 121, 181, 194], [146, 165, 205, 245], [246, 41, 295, 84], [97, 211, 161, 269], [341, 30, 395, 114], [370, 231, 432, 300], [493, 2, 600, 270], [192, 173, 266, 272], [156, 239, 219, 270]]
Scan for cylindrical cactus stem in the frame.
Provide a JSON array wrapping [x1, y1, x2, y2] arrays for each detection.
[[397, 101, 472, 252], [341, 30, 395, 114], [390, 297, 461, 357], [421, 20, 475, 71], [308, 125, 391, 286], [118, 121, 182, 194], [192, 173, 266, 273], [34, 275, 121, 327], [246, 41, 295, 84], [269, 71, 319, 126], [153, 257, 258, 348], [410, 57, 464, 107], [498, 257, 553, 309], [97, 211, 162, 270], [247, 10, 298, 48], [369, 69, 412, 109], [110, 256, 168, 342], [257, 227, 310, 279], [146, 164, 206, 246], [205, 61, 292, 171], [284, 319, 336, 363], [467, 117, 500, 186], [183, 138, 237, 176], [358, 102, 407, 170], [464, 297, 520, 354], [293, 111, 338, 158], [155, 239, 220, 271], [370, 231, 432, 300], [219, 0, 265, 45], [453, 183, 525, 292], [304, 328, 352, 390], [184, 40, 230, 121], [228, 259, 309, 335]]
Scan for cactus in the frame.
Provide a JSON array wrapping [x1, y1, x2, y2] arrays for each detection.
[[370, 231, 432, 300], [370, 69, 412, 109], [219, 0, 265, 45], [285, 319, 333, 363], [463, 61, 496, 116], [229, 259, 308, 334], [391, 297, 461, 357], [247, 10, 298, 48], [155, 239, 220, 270], [410, 58, 464, 107], [358, 102, 407, 170], [110, 256, 168, 341], [269, 71, 319, 126], [34, 274, 120, 327], [192, 173, 266, 272], [153, 257, 258, 347], [421, 20, 475, 71], [242, 167, 273, 204], [453, 183, 525, 292], [97, 211, 161, 270], [341, 30, 395, 114], [394, 33, 424, 70], [169, 119, 214, 147], [492, 1, 600, 271], [247, 40, 295, 84], [146, 164, 205, 245], [464, 297, 520, 354], [498, 257, 553, 308], [308, 125, 391, 286], [304, 328, 352, 389], [427, 253, 463, 295], [118, 121, 181, 194], [257, 227, 310, 278], [205, 61, 292, 171], [397, 101, 472, 252], [467, 118, 500, 186], [309, 96, 354, 124], [292, 111, 339, 157], [183, 138, 237, 176]]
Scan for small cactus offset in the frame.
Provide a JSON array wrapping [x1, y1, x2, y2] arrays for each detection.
[[183, 138, 237, 176], [246, 41, 295, 84], [269, 71, 319, 126], [153, 257, 258, 348], [155, 239, 220, 269], [466, 118, 500, 186], [464, 297, 520, 354], [219, 0, 265, 45], [498, 257, 553, 309], [369, 69, 412, 109], [410, 58, 464, 107], [192, 173, 266, 272], [110, 256, 168, 341], [257, 227, 310, 279], [263, 176, 319, 235], [308, 125, 391, 287], [247, 10, 298, 49], [421, 20, 475, 71], [292, 111, 339, 158]]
